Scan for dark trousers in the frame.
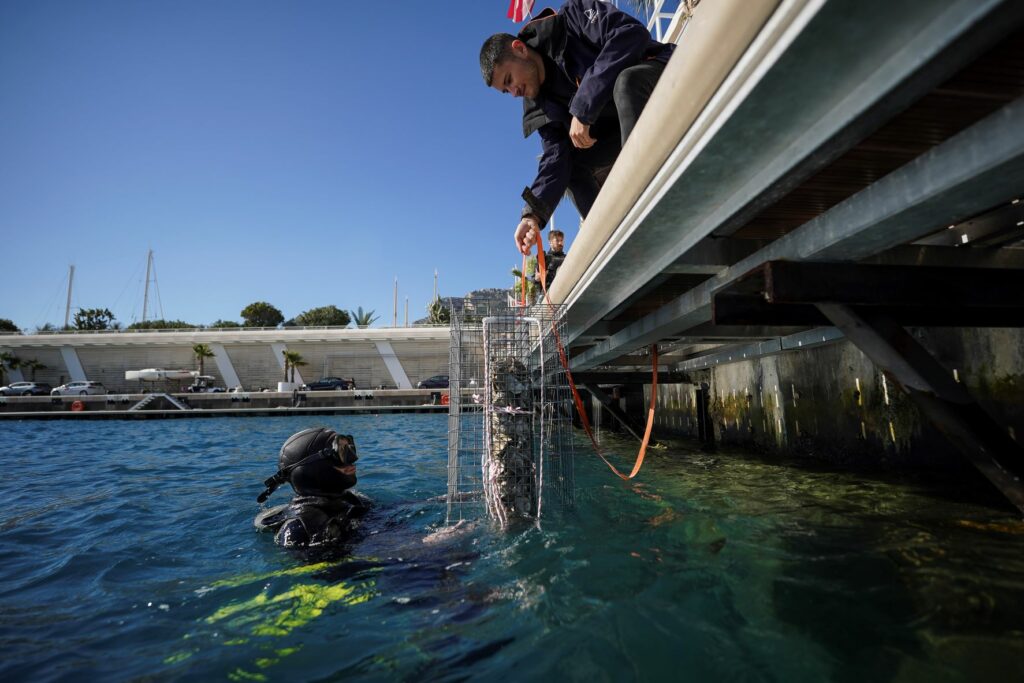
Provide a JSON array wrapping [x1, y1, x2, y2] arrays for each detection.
[[566, 60, 667, 218]]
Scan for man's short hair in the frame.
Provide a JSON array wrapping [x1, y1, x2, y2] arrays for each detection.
[[480, 33, 517, 86], [550, 229, 565, 238]]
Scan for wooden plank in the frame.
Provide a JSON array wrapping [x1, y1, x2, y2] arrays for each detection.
[[712, 260, 1024, 326], [764, 261, 1024, 307], [572, 371, 692, 386], [714, 293, 1024, 326]]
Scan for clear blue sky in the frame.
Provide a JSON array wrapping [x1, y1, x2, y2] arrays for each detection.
[[0, 1, 592, 330]]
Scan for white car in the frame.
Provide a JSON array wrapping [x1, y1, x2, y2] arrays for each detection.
[[0, 381, 53, 396], [51, 380, 107, 396]]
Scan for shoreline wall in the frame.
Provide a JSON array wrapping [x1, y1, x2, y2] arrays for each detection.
[[649, 328, 1024, 470]]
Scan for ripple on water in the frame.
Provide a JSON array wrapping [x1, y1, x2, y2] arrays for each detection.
[[1, 416, 1023, 682]]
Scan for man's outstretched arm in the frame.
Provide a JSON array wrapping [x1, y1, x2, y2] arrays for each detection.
[[515, 123, 572, 254]]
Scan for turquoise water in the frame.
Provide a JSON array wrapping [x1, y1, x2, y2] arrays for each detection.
[[1, 414, 1023, 682]]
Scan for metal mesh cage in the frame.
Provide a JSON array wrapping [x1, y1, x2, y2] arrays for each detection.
[[446, 298, 575, 527]]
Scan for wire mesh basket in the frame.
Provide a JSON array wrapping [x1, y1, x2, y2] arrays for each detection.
[[446, 298, 575, 527]]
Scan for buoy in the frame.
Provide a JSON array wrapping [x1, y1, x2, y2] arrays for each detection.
[[70, 400, 85, 412], [440, 392, 450, 406]]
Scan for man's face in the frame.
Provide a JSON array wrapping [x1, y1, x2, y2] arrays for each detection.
[[550, 234, 564, 252], [490, 42, 541, 99]]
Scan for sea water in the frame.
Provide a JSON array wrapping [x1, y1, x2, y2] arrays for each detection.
[[0, 414, 1022, 682]]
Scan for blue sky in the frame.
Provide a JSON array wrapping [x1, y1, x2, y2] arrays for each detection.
[[0, 1, 594, 330]]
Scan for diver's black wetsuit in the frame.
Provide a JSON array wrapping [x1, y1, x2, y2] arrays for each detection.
[[255, 491, 371, 547]]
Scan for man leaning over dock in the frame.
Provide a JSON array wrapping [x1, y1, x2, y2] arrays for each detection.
[[480, 0, 675, 256]]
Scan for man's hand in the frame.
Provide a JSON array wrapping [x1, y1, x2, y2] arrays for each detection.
[[570, 117, 596, 149], [514, 216, 541, 256]]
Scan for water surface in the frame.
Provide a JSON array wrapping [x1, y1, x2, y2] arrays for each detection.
[[0, 415, 1022, 682]]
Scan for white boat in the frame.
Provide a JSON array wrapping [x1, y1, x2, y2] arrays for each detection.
[[125, 368, 198, 381]]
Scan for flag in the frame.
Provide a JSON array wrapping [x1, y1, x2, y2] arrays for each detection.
[[507, 0, 535, 23]]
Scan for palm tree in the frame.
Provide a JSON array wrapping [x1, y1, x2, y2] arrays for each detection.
[[0, 351, 17, 386], [22, 358, 46, 381], [426, 296, 451, 325], [282, 350, 306, 384], [349, 307, 379, 328], [290, 356, 308, 384], [511, 257, 539, 304], [192, 343, 215, 376]]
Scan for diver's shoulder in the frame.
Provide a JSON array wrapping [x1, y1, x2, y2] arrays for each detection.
[[254, 503, 291, 531], [343, 489, 372, 510], [276, 517, 312, 547]]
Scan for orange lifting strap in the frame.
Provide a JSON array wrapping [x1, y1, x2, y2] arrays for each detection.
[[522, 232, 658, 480]]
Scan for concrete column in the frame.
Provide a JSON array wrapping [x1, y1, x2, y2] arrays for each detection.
[[270, 343, 305, 386], [374, 341, 412, 389], [60, 346, 86, 381], [210, 343, 242, 389], [0, 348, 25, 383]]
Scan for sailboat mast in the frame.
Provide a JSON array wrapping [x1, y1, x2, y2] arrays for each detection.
[[63, 265, 75, 329], [142, 249, 153, 323]]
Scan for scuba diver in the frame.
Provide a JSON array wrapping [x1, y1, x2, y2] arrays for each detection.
[[254, 427, 370, 547]]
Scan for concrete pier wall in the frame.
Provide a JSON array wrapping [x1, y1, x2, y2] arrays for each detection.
[[0, 328, 449, 394], [650, 328, 1024, 468]]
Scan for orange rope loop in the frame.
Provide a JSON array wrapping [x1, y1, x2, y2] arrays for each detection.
[[522, 230, 658, 480]]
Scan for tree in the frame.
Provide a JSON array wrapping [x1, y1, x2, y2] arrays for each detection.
[[35, 323, 56, 333], [281, 350, 306, 384], [426, 297, 451, 326], [240, 302, 284, 328], [294, 305, 351, 328], [209, 319, 242, 328], [0, 318, 19, 333], [73, 308, 116, 330], [22, 359, 46, 381], [128, 319, 196, 330], [511, 257, 539, 304], [349, 307, 379, 328], [192, 343, 215, 376], [0, 352, 19, 386]]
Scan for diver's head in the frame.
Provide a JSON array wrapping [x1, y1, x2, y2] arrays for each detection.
[[257, 427, 358, 503]]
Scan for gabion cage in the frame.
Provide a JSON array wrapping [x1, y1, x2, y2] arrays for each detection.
[[446, 298, 575, 527]]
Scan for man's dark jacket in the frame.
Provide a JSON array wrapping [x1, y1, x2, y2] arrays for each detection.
[[544, 248, 566, 288], [519, 0, 675, 226]]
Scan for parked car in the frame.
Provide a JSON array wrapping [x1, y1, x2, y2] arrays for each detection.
[[185, 376, 225, 393], [51, 380, 107, 396], [0, 381, 53, 396], [417, 374, 449, 389], [301, 377, 353, 391]]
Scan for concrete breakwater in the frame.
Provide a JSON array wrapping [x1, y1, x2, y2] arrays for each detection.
[[0, 326, 451, 396], [0, 389, 448, 420]]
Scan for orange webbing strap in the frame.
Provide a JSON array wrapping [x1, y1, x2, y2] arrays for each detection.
[[520, 251, 528, 306], [523, 231, 658, 480]]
